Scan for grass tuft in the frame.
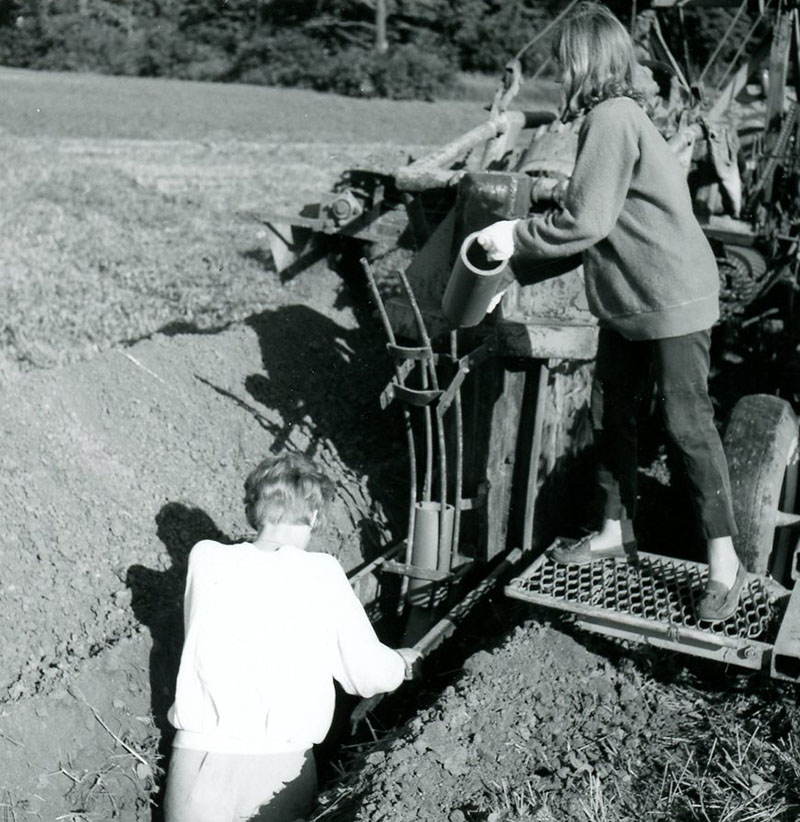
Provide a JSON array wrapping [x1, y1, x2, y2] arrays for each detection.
[[656, 700, 800, 822]]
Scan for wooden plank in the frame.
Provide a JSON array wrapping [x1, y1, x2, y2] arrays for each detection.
[[765, 10, 794, 140], [497, 320, 598, 360], [482, 363, 527, 560]]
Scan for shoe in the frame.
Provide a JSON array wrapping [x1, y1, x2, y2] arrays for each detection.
[[550, 533, 638, 566], [697, 562, 747, 622]]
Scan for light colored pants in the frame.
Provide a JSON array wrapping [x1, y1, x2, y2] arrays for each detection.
[[163, 745, 317, 822]]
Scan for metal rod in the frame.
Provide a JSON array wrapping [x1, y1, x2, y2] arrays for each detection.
[[450, 330, 464, 565], [513, 0, 581, 61], [362, 259, 418, 605], [417, 360, 434, 503], [397, 265, 434, 504], [715, 0, 775, 95], [414, 548, 522, 656], [347, 541, 405, 585], [697, 0, 748, 86], [649, 12, 691, 91], [399, 269, 450, 572]]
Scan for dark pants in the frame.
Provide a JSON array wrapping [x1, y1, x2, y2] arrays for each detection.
[[591, 328, 737, 539]]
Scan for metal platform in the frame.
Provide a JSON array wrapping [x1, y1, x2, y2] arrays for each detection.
[[505, 541, 785, 670]]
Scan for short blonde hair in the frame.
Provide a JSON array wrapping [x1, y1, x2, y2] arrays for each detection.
[[244, 453, 334, 531], [552, 2, 646, 119]]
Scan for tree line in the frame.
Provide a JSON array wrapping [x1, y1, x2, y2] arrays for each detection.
[[0, 1, 755, 100]]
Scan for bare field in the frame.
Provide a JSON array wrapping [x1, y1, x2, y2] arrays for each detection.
[[0, 66, 485, 375], [0, 67, 798, 822]]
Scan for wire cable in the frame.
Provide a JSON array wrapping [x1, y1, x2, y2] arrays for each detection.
[[698, 0, 750, 87], [513, 0, 582, 63]]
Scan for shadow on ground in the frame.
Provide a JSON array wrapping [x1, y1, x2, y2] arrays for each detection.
[[126, 503, 234, 821], [243, 304, 407, 543]]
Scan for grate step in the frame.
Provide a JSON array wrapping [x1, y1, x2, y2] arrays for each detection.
[[505, 540, 785, 671]]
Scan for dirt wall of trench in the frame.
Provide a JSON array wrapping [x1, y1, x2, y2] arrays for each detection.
[[0, 279, 408, 818]]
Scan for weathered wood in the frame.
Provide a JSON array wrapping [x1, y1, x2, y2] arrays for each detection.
[[497, 320, 598, 360], [395, 111, 555, 193], [482, 364, 527, 560], [765, 10, 794, 140]]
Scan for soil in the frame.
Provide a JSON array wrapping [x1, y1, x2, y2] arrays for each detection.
[[4, 255, 798, 822], [0, 260, 410, 819], [1, 71, 799, 822]]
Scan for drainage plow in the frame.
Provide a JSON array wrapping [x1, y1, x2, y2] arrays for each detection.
[[267, 0, 800, 687]]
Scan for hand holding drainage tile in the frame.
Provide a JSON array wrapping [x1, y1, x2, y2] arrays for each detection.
[[441, 230, 513, 328]]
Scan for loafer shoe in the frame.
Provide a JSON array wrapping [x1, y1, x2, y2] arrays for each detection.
[[697, 562, 747, 622], [550, 533, 638, 566]]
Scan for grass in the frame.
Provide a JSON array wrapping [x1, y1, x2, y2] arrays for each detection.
[[655, 698, 800, 821], [0, 66, 506, 378], [0, 66, 490, 143], [0, 66, 562, 379]]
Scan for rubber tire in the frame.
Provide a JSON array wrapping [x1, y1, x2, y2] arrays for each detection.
[[723, 394, 799, 580]]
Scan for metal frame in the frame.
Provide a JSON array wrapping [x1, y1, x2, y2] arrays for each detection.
[[506, 544, 784, 672]]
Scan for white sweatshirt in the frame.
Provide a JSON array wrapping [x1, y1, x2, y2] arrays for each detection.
[[167, 540, 405, 754]]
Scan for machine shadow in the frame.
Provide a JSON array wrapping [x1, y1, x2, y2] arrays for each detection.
[[126, 502, 234, 822], [243, 303, 408, 554]]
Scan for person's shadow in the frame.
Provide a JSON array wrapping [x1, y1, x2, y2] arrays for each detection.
[[126, 502, 234, 821]]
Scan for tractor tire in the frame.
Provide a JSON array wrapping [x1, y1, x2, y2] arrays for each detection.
[[723, 394, 799, 583]]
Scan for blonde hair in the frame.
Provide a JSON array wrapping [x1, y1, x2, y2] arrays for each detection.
[[244, 453, 334, 531], [552, 2, 647, 119]]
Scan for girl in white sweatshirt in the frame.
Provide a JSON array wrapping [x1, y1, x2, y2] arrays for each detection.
[[164, 453, 419, 822]]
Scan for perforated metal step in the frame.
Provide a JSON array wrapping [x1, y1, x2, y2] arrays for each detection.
[[505, 541, 785, 670]]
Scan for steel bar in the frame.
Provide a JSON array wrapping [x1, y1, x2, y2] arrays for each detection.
[[438, 338, 495, 415], [347, 541, 405, 585], [714, 0, 775, 98], [380, 559, 474, 582], [450, 330, 464, 568], [414, 549, 523, 656], [697, 0, 749, 86], [396, 267, 433, 502], [513, 0, 581, 61], [399, 269, 451, 572], [362, 260, 418, 606], [417, 357, 434, 503]]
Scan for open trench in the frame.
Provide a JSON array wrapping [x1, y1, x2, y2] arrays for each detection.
[[1, 257, 798, 822]]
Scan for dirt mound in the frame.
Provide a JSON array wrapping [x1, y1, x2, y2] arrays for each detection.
[[318, 620, 675, 821], [0, 270, 406, 818], [319, 612, 800, 822]]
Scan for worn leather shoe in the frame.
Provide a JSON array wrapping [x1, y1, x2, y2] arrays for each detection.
[[550, 533, 638, 566], [697, 562, 747, 622]]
